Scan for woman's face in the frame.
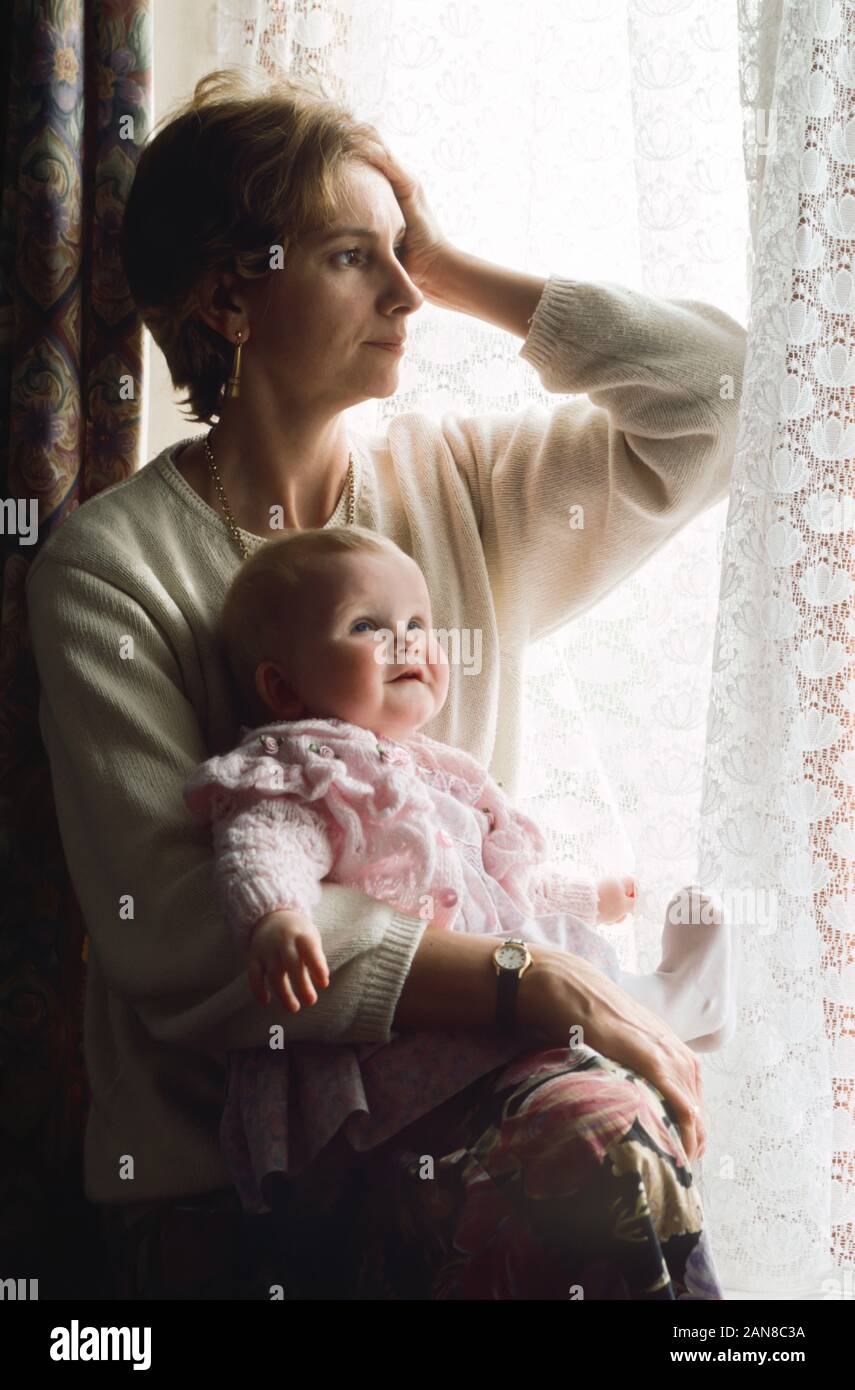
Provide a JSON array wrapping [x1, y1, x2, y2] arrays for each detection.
[[238, 160, 424, 411]]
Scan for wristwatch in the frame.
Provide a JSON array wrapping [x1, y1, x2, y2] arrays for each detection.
[[492, 937, 533, 1032]]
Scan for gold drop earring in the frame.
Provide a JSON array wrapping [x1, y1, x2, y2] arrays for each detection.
[[226, 329, 244, 399]]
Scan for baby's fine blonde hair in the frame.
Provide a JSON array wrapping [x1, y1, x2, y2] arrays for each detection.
[[221, 524, 403, 725]]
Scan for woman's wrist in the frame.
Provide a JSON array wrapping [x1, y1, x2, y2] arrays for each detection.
[[516, 945, 558, 1033], [393, 929, 510, 1032], [422, 244, 547, 339], [391, 928, 568, 1039]]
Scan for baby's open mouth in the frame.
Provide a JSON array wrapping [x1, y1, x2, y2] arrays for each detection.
[[392, 669, 425, 681]]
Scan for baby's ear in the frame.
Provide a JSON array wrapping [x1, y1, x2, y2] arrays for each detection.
[[235, 682, 274, 730], [254, 660, 304, 723]]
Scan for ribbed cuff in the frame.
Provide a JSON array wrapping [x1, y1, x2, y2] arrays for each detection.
[[531, 870, 600, 925], [562, 878, 600, 926], [348, 909, 430, 1043], [519, 274, 581, 381], [519, 274, 746, 405], [222, 872, 308, 948], [519, 275, 655, 394]]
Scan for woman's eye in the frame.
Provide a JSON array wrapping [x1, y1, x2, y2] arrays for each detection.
[[335, 245, 406, 267]]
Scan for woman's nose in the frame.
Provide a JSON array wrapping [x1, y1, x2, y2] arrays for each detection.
[[384, 261, 424, 312]]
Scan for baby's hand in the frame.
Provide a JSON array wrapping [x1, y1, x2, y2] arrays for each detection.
[[247, 909, 330, 1011], [596, 875, 637, 925]]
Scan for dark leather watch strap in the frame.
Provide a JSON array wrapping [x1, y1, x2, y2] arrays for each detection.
[[496, 966, 519, 1031]]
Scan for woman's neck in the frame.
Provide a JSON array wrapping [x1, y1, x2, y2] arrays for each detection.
[[195, 408, 353, 534]]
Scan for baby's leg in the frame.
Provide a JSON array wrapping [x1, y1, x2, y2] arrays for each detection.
[[614, 885, 734, 1052]]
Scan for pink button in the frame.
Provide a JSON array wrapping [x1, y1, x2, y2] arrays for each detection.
[[436, 828, 453, 847], [437, 888, 458, 908]]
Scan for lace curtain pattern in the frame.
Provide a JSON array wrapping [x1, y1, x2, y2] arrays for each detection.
[[212, 0, 854, 1295], [698, 0, 855, 1297]]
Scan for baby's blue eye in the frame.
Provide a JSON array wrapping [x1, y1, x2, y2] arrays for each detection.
[[351, 617, 422, 633]]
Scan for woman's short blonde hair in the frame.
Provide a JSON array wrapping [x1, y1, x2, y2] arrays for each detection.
[[221, 525, 402, 726], [119, 65, 381, 424]]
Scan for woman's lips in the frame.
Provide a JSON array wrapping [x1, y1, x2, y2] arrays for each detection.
[[365, 342, 405, 354]]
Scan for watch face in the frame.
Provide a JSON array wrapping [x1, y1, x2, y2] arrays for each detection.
[[496, 942, 526, 970]]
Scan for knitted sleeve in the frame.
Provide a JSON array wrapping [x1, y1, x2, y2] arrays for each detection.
[[527, 868, 600, 926], [439, 275, 745, 644], [475, 768, 601, 926], [209, 793, 335, 950]]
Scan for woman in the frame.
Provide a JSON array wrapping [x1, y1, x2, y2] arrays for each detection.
[[25, 66, 744, 1300]]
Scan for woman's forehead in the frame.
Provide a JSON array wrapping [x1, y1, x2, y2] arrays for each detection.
[[323, 160, 402, 231]]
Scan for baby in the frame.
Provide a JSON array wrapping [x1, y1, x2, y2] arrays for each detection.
[[185, 525, 734, 1056]]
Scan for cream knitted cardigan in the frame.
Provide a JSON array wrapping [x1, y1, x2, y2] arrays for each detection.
[[25, 275, 745, 1203]]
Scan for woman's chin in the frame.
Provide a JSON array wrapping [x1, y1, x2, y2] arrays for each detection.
[[364, 364, 402, 392]]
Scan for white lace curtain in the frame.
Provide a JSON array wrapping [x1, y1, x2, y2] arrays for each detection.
[[205, 0, 853, 1297], [699, 0, 855, 1298]]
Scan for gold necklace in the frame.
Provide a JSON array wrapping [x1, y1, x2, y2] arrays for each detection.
[[203, 424, 356, 561]]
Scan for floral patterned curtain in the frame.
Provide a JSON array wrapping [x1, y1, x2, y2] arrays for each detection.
[[0, 0, 150, 1294]]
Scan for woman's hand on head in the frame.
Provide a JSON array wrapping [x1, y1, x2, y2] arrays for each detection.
[[363, 137, 453, 295], [519, 947, 707, 1165]]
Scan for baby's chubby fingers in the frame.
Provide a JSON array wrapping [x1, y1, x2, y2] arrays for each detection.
[[274, 940, 319, 1007], [255, 939, 304, 1011], [293, 959, 319, 1007], [272, 965, 304, 1013], [249, 957, 301, 1013], [298, 936, 330, 991], [246, 911, 329, 1011]]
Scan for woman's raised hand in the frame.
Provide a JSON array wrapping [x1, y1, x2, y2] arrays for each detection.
[[519, 946, 707, 1164], [362, 136, 453, 294]]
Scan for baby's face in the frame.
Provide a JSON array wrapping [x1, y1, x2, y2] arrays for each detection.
[[264, 548, 450, 741]]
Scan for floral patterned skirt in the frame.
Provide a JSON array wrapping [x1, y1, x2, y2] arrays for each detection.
[[98, 1043, 722, 1300]]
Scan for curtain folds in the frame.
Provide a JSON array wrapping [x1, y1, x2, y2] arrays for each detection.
[[699, 0, 854, 1296], [0, 0, 151, 1292]]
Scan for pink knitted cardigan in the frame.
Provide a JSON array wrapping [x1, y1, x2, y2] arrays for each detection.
[[183, 715, 621, 1212]]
